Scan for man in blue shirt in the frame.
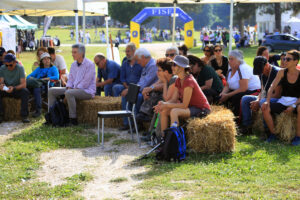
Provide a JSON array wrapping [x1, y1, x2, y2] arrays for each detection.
[[240, 56, 280, 135], [94, 53, 121, 96], [234, 32, 241, 48], [119, 48, 158, 130], [112, 43, 142, 97]]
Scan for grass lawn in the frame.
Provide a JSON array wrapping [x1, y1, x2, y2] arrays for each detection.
[[2, 43, 298, 199]]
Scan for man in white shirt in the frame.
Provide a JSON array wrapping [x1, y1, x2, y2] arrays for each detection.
[[48, 47, 68, 86]]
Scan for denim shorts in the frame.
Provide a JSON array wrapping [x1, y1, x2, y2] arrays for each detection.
[[189, 106, 211, 118]]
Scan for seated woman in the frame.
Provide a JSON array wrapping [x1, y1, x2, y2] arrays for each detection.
[[27, 52, 59, 117], [154, 55, 210, 135], [209, 44, 229, 85], [201, 44, 214, 65], [262, 50, 300, 146], [32, 47, 48, 72], [188, 55, 223, 103], [257, 46, 280, 67], [218, 50, 261, 118]]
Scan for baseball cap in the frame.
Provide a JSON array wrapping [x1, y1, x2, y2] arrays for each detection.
[[172, 55, 189, 68], [253, 56, 268, 76], [4, 53, 16, 63]]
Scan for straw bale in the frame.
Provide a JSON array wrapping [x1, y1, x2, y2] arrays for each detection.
[[275, 113, 297, 143], [186, 106, 237, 153], [2, 97, 22, 121], [77, 96, 122, 127], [252, 110, 264, 133]]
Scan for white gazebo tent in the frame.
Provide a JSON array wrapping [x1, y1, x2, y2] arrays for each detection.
[[0, 0, 108, 43]]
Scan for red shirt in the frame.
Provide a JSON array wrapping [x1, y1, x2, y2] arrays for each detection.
[[175, 74, 210, 110]]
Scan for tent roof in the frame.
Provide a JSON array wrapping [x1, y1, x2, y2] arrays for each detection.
[[0, 0, 108, 16], [11, 15, 37, 29], [83, 0, 299, 3], [0, 15, 30, 29]]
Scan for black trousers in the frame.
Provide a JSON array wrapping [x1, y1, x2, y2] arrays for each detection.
[[0, 88, 30, 117], [202, 88, 219, 104]]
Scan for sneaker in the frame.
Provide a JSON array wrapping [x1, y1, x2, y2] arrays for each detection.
[[32, 110, 41, 118], [22, 117, 30, 123], [266, 133, 277, 143], [291, 136, 300, 146]]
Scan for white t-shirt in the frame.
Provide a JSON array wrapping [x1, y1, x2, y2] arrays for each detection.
[[227, 62, 261, 91], [53, 54, 68, 73]]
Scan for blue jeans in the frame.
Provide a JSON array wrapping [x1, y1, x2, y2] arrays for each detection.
[[112, 84, 125, 97], [241, 95, 278, 127], [104, 83, 119, 97], [33, 87, 42, 111], [122, 93, 143, 126]]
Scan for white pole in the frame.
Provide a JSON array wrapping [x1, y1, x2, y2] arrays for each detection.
[[75, 10, 79, 43], [229, 0, 234, 52], [172, 3, 176, 45], [83, 1, 86, 44], [105, 16, 109, 49]]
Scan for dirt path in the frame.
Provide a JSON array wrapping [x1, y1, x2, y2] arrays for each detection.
[[36, 128, 150, 200]]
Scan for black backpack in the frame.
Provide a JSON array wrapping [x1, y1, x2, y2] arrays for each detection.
[[45, 99, 69, 127], [156, 127, 186, 162]]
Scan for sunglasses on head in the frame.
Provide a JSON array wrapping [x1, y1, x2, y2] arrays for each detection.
[[214, 49, 222, 52], [284, 57, 294, 62], [165, 53, 175, 57]]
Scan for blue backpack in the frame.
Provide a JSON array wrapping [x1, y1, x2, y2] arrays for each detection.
[[156, 126, 186, 162]]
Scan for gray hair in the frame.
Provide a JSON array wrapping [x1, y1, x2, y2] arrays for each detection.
[[72, 43, 85, 56], [166, 46, 179, 55], [126, 42, 136, 52], [134, 48, 151, 59], [94, 53, 106, 60], [229, 49, 244, 63]]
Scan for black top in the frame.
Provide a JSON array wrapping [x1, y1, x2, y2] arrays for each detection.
[[210, 56, 229, 77], [280, 68, 300, 98]]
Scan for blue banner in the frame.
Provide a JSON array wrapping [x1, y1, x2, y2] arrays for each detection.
[[131, 7, 193, 24]]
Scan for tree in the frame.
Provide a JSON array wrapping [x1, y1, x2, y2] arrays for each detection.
[[233, 3, 257, 37], [108, 2, 158, 25]]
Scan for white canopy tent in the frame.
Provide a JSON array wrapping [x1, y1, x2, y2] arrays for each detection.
[[84, 0, 299, 51], [0, 0, 108, 43]]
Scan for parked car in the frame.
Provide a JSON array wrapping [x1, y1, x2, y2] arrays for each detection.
[[262, 34, 300, 52]]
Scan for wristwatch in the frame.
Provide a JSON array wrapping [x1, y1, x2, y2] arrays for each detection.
[[150, 85, 155, 90]]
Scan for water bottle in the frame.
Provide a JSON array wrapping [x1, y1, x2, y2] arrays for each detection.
[[171, 121, 178, 128]]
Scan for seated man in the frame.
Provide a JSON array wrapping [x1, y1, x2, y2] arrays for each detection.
[[165, 46, 179, 60], [112, 43, 143, 97], [188, 55, 224, 103], [47, 47, 69, 86], [240, 56, 280, 134], [94, 53, 121, 97], [0, 53, 30, 123], [119, 48, 158, 130], [262, 50, 300, 146], [48, 44, 96, 125]]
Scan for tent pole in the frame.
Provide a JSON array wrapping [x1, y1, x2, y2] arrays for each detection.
[[105, 15, 109, 49], [74, 10, 79, 43], [83, 1, 86, 44], [172, 2, 176, 46], [229, 0, 234, 52]]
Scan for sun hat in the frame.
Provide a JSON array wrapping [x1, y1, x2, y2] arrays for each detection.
[[172, 55, 189, 68], [40, 52, 51, 61]]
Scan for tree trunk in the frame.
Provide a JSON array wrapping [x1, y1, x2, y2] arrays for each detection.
[[274, 3, 281, 32]]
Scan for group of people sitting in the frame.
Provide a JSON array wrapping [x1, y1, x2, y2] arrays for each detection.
[[0, 43, 299, 146]]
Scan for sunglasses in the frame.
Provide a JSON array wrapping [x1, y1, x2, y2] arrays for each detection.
[[214, 49, 222, 52], [165, 53, 175, 57], [5, 64, 14, 67], [284, 57, 294, 62]]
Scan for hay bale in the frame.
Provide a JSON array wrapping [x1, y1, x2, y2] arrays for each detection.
[[252, 110, 264, 133], [77, 96, 122, 127], [275, 113, 297, 143], [186, 106, 237, 153], [2, 97, 22, 121]]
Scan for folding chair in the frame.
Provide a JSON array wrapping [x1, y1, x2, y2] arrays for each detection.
[[97, 83, 141, 146]]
